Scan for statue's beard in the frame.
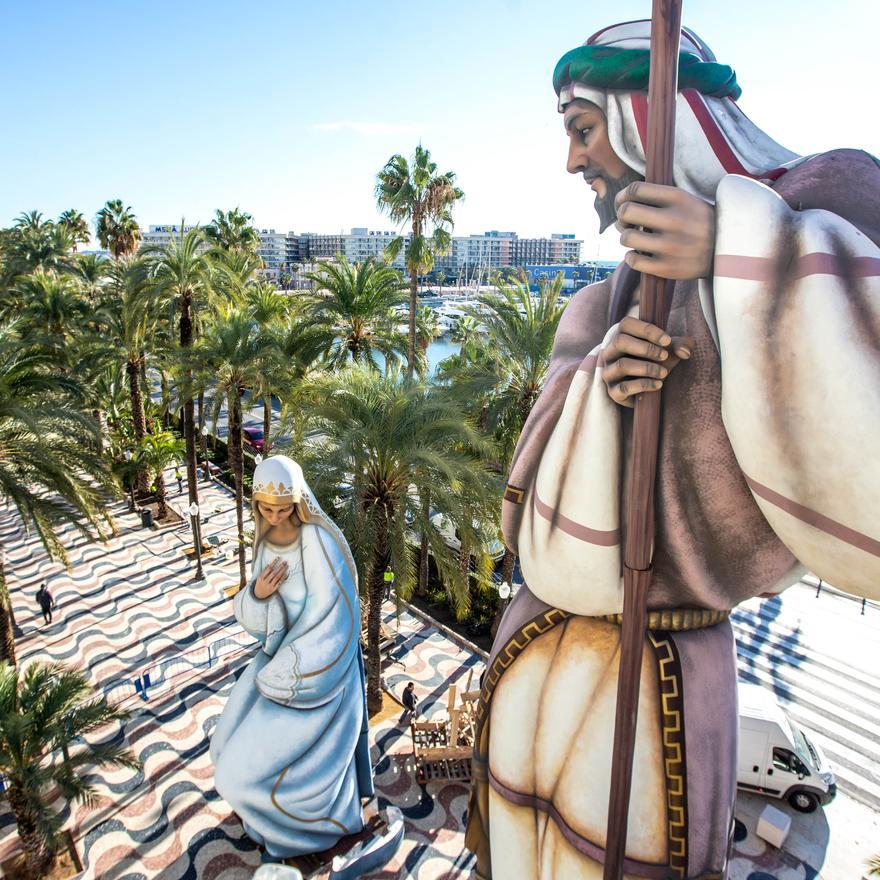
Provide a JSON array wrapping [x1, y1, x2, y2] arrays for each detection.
[[591, 165, 644, 233]]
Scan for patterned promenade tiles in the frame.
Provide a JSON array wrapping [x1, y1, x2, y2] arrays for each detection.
[[1, 472, 874, 879], [0, 473, 482, 879]]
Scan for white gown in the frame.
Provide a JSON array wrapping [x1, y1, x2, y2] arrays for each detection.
[[210, 527, 373, 859]]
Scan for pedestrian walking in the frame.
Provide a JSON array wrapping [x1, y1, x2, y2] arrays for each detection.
[[35, 582, 56, 625], [383, 566, 395, 602], [401, 682, 418, 718], [175, 467, 183, 494]]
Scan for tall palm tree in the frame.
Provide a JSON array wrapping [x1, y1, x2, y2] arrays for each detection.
[[0, 661, 139, 878], [98, 258, 166, 493], [203, 208, 260, 254], [194, 306, 278, 587], [95, 199, 141, 259], [375, 145, 464, 377], [0, 320, 116, 663], [305, 256, 408, 370], [291, 367, 497, 711], [454, 270, 566, 594], [57, 209, 90, 251], [151, 226, 213, 535]]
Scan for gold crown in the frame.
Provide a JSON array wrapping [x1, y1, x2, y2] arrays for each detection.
[[253, 479, 299, 503]]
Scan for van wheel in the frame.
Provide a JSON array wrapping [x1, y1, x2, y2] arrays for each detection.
[[788, 790, 818, 813]]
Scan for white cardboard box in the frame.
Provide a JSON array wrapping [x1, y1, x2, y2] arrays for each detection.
[[756, 803, 791, 848]]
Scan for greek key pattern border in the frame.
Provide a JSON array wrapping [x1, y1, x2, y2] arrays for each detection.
[[649, 631, 688, 878]]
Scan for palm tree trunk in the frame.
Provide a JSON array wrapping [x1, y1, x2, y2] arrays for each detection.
[[92, 409, 104, 452], [366, 519, 389, 714], [8, 785, 53, 878], [180, 295, 201, 546], [126, 358, 150, 495], [0, 555, 17, 665], [407, 218, 419, 379], [263, 397, 272, 456], [229, 388, 247, 588], [418, 489, 430, 596], [159, 370, 171, 426], [155, 472, 168, 520]]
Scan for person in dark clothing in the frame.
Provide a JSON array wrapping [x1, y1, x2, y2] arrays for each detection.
[[35, 583, 55, 625], [401, 682, 418, 717]]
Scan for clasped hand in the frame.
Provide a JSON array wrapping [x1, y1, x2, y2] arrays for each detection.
[[254, 557, 288, 599], [602, 317, 693, 408], [614, 181, 715, 281]]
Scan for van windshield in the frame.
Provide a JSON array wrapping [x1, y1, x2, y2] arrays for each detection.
[[787, 715, 816, 766]]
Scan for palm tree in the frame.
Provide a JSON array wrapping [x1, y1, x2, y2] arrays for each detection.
[[415, 303, 441, 352], [68, 252, 108, 305], [194, 306, 278, 587], [291, 367, 497, 711], [305, 256, 408, 370], [57, 210, 90, 251], [375, 145, 464, 377], [16, 270, 87, 344], [1, 216, 73, 293], [867, 854, 880, 876], [98, 258, 166, 493], [0, 661, 139, 878], [0, 320, 116, 664], [454, 270, 566, 600], [136, 431, 185, 520], [203, 208, 261, 254], [95, 199, 141, 258], [151, 226, 213, 534]]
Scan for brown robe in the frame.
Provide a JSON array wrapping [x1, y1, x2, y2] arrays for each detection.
[[466, 150, 880, 879]]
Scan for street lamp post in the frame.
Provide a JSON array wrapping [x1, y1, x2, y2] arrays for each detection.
[[189, 502, 204, 580]]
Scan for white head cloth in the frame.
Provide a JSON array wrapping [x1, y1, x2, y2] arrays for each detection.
[[557, 20, 803, 201], [251, 454, 357, 586]]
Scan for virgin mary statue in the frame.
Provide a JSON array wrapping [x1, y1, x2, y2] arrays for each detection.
[[210, 455, 374, 860]]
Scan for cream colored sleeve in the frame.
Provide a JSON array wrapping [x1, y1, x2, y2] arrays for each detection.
[[712, 174, 880, 600]]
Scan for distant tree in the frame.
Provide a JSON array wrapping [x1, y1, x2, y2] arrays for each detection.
[[450, 270, 566, 601], [0, 320, 116, 664], [305, 256, 408, 369], [292, 367, 496, 711], [0, 661, 139, 878], [137, 431, 185, 519], [57, 209, 90, 250], [204, 208, 261, 254], [194, 305, 278, 587], [375, 145, 463, 377], [95, 199, 141, 258]]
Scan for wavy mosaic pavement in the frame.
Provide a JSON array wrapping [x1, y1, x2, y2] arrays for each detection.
[[0, 472, 482, 879], [0, 470, 862, 879]]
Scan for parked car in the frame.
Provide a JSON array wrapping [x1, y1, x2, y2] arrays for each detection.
[[737, 682, 836, 813], [429, 513, 505, 562], [242, 426, 264, 453]]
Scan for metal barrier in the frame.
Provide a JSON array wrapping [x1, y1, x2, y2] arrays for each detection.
[[98, 627, 258, 703]]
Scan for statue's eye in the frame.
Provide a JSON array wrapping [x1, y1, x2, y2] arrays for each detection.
[[581, 128, 592, 144]]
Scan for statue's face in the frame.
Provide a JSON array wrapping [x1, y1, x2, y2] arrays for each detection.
[[563, 98, 641, 231], [258, 500, 298, 526]]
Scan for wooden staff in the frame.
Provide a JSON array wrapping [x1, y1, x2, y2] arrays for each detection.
[[603, 3, 683, 879]]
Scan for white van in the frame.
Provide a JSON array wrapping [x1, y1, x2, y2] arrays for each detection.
[[737, 682, 836, 813]]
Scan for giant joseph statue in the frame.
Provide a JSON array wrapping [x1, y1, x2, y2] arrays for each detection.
[[466, 18, 880, 880]]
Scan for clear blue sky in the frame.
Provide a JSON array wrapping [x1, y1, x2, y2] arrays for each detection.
[[2, 0, 878, 260]]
